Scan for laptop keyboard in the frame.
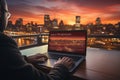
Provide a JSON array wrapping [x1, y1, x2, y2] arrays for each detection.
[[48, 53, 82, 61]]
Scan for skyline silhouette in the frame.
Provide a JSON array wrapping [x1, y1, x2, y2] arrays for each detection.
[[7, 0, 120, 25]]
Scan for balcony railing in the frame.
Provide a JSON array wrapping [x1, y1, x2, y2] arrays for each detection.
[[11, 33, 120, 50], [11, 33, 49, 49]]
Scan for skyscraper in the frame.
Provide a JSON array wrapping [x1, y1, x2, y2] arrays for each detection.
[[44, 14, 51, 27], [15, 18, 23, 31], [15, 18, 23, 26], [75, 16, 82, 30], [52, 18, 59, 29], [59, 20, 64, 30], [96, 17, 101, 25], [76, 16, 80, 23]]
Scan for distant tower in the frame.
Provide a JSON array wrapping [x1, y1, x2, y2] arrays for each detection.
[[44, 14, 51, 27], [59, 20, 64, 27], [52, 18, 58, 29], [75, 16, 82, 30], [7, 20, 13, 30], [30, 21, 34, 26], [76, 16, 80, 23], [15, 18, 23, 26], [59, 20, 64, 30], [15, 18, 23, 31], [96, 17, 101, 25]]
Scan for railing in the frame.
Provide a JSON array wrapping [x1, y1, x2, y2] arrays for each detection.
[[11, 33, 120, 50], [11, 33, 49, 49], [88, 34, 120, 38], [87, 35, 120, 50]]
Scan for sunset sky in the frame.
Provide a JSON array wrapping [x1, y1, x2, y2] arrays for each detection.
[[7, 0, 120, 25]]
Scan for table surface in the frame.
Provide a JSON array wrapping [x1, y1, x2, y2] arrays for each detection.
[[21, 45, 120, 80]]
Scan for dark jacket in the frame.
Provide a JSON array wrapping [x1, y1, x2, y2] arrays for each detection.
[[0, 32, 70, 80]]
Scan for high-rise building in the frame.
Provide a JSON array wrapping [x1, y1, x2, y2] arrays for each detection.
[[59, 20, 64, 30], [52, 18, 59, 29], [15, 18, 23, 26], [6, 20, 13, 30], [75, 16, 82, 30], [59, 20, 64, 26], [15, 18, 23, 31], [44, 14, 51, 27], [95, 17, 101, 25], [76, 16, 80, 23]]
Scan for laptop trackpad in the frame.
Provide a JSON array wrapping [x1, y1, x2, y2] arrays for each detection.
[[38, 59, 57, 68]]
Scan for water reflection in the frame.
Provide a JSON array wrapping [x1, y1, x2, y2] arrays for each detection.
[[14, 36, 120, 50], [42, 36, 49, 43], [14, 37, 37, 47], [88, 38, 120, 50]]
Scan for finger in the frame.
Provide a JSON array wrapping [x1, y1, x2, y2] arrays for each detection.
[[61, 57, 69, 60], [58, 58, 61, 60], [69, 60, 74, 66], [62, 57, 72, 62]]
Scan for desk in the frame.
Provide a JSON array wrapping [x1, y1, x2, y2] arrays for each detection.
[[21, 45, 120, 80]]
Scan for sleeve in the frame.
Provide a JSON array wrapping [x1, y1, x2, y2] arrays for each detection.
[[0, 33, 70, 80]]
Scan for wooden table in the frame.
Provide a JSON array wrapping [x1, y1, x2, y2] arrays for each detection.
[[74, 48, 120, 80], [21, 45, 120, 80]]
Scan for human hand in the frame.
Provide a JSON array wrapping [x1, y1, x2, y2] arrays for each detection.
[[27, 53, 48, 63], [54, 57, 75, 70]]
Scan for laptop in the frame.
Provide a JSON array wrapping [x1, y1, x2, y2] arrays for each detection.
[[38, 30, 87, 72]]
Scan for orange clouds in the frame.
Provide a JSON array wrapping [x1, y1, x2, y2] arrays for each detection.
[[8, 0, 120, 25]]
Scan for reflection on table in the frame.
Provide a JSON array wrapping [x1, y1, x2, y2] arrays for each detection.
[[21, 45, 120, 80]]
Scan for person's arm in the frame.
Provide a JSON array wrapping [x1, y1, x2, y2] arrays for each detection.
[[23, 53, 48, 64], [0, 33, 71, 80]]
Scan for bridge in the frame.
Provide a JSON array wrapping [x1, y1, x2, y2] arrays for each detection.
[[10, 33, 120, 50]]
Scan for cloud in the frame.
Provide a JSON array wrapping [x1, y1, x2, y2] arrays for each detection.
[[7, 0, 120, 24], [46, 0, 60, 1], [7, 0, 32, 5], [63, 0, 120, 8]]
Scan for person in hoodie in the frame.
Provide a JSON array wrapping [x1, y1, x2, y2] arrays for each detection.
[[0, 0, 74, 80]]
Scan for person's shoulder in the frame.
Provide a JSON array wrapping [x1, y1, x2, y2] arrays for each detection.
[[0, 32, 12, 39], [0, 32, 16, 43]]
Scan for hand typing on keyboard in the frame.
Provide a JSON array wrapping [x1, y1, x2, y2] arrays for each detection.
[[27, 53, 48, 63], [54, 57, 75, 70]]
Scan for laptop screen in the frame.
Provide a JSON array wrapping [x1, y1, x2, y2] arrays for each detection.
[[48, 30, 87, 55]]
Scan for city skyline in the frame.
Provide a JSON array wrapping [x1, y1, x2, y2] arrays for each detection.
[[8, 0, 120, 25]]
